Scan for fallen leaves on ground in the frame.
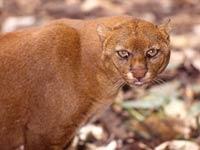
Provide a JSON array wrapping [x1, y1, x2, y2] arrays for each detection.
[[1, 0, 200, 149]]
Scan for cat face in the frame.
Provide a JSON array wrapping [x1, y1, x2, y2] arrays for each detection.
[[97, 19, 171, 86]]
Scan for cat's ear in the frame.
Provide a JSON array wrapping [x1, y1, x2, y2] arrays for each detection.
[[97, 24, 112, 42], [159, 19, 172, 34], [159, 19, 172, 41]]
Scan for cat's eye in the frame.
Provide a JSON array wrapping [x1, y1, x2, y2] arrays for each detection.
[[117, 50, 130, 59], [146, 48, 159, 58]]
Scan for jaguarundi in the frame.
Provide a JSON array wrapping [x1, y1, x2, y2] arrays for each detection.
[[0, 15, 171, 150]]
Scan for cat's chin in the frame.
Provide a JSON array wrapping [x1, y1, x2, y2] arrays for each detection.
[[134, 81, 145, 86], [128, 81, 149, 88]]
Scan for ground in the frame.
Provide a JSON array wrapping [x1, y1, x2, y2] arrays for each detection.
[[1, 0, 200, 150]]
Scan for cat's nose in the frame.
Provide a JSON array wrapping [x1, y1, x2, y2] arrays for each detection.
[[131, 68, 147, 80]]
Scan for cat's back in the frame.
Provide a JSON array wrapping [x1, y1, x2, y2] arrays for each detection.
[[0, 21, 80, 101]]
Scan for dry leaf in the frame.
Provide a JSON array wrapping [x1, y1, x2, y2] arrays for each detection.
[[155, 140, 200, 150]]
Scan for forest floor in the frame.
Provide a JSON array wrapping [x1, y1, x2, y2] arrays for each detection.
[[1, 0, 200, 150]]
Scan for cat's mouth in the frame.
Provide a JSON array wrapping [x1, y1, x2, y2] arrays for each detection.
[[130, 78, 153, 87], [127, 80, 149, 87], [124, 72, 154, 87], [134, 81, 145, 86]]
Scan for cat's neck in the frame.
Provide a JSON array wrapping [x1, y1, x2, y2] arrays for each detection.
[[77, 31, 123, 101]]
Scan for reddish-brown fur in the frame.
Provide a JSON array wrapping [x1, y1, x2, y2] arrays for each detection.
[[0, 16, 170, 150]]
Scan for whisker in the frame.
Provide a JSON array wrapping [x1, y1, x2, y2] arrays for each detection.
[[156, 78, 166, 84], [153, 79, 163, 85], [151, 79, 157, 85], [112, 78, 124, 90]]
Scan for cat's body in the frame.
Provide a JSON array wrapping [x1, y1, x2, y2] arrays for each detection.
[[0, 16, 170, 150]]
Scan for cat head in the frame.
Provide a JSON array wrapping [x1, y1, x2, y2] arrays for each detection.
[[97, 19, 171, 86]]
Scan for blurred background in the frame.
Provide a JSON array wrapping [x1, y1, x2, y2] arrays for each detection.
[[1, 0, 200, 150]]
